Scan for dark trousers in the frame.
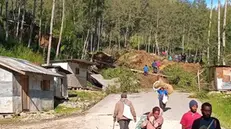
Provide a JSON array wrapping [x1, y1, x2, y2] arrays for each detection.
[[159, 99, 166, 110], [118, 120, 130, 129]]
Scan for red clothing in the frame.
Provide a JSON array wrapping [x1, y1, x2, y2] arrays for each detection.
[[180, 111, 201, 129]]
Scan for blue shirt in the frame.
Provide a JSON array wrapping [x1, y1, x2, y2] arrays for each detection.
[[143, 66, 149, 72], [157, 89, 168, 100]]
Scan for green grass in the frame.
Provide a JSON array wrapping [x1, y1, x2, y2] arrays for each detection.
[[199, 94, 231, 129], [0, 45, 44, 64], [68, 90, 106, 101], [55, 105, 80, 114], [101, 67, 140, 94]]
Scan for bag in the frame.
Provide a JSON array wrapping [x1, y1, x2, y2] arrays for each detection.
[[122, 102, 133, 120], [207, 119, 214, 129], [162, 94, 168, 104]]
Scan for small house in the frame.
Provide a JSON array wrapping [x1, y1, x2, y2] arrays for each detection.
[[0, 56, 62, 114], [209, 65, 231, 91], [42, 65, 71, 99], [50, 59, 96, 89]]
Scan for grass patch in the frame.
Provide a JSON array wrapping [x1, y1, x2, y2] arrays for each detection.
[[55, 105, 80, 114], [0, 45, 43, 64], [68, 90, 106, 101], [163, 64, 197, 92], [197, 93, 231, 129], [101, 67, 140, 94]]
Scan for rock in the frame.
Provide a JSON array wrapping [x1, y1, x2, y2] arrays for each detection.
[[20, 112, 27, 117], [4, 115, 13, 119], [0, 115, 4, 119]]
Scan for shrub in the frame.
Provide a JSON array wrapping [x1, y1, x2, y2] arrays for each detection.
[[0, 45, 44, 64], [163, 64, 197, 91], [101, 67, 140, 93]]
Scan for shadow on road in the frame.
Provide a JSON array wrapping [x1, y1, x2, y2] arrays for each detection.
[[163, 107, 171, 112]]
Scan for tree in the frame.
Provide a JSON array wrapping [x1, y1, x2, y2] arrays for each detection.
[[27, 0, 36, 48], [217, 0, 221, 64], [55, 0, 65, 58], [46, 0, 55, 65], [222, 0, 228, 65]]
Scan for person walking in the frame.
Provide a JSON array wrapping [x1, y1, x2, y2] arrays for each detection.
[[180, 100, 201, 129], [143, 65, 149, 76], [192, 102, 221, 129], [157, 87, 168, 111], [113, 93, 136, 129]]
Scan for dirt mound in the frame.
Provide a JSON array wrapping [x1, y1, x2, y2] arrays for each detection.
[[117, 50, 201, 88], [117, 50, 169, 70]]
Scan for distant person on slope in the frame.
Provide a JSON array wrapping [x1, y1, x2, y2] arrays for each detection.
[[113, 93, 136, 129], [152, 61, 158, 73], [192, 102, 221, 129], [143, 65, 149, 76], [157, 87, 168, 111], [180, 100, 201, 129]]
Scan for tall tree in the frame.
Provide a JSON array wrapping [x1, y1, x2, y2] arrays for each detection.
[[55, 0, 65, 58], [217, 0, 221, 64], [5, 0, 9, 41], [46, 0, 56, 65], [19, 0, 26, 44], [207, 0, 213, 65], [28, 0, 37, 48], [222, 0, 228, 65]]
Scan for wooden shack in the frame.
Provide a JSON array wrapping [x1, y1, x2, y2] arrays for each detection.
[[50, 59, 96, 89], [0, 56, 62, 114]]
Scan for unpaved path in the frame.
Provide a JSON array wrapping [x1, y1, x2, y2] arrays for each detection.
[[2, 91, 202, 129]]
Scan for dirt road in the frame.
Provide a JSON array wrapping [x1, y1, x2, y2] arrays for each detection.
[[2, 91, 202, 129]]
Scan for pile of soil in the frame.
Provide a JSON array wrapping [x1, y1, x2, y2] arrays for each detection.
[[117, 50, 201, 88]]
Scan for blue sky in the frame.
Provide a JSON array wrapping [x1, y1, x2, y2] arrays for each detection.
[[205, 0, 225, 8]]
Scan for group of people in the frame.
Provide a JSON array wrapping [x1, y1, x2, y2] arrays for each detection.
[[143, 60, 161, 75], [113, 92, 221, 129]]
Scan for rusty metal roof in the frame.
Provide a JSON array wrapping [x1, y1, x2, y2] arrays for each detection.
[[0, 56, 62, 77], [51, 59, 97, 65]]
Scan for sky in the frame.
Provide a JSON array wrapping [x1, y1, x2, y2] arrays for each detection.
[[205, 0, 225, 8]]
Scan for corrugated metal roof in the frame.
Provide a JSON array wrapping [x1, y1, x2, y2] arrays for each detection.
[[51, 59, 97, 65], [0, 56, 62, 77]]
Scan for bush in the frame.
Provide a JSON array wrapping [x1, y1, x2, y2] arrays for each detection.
[[0, 45, 44, 64], [163, 64, 197, 91], [101, 67, 140, 93]]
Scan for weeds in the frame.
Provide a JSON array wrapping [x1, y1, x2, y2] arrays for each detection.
[[101, 67, 140, 94]]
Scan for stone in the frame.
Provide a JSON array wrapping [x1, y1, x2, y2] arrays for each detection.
[[20, 112, 27, 117], [4, 115, 13, 119], [0, 115, 4, 119]]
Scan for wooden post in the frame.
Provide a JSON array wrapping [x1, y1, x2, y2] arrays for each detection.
[[197, 70, 201, 92]]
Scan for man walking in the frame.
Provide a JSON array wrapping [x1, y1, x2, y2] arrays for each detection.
[[192, 102, 221, 129], [180, 100, 201, 129], [157, 87, 168, 111], [143, 65, 149, 76], [113, 93, 136, 129]]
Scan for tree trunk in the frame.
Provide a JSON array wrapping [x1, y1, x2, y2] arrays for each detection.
[[38, 0, 43, 48], [5, 0, 9, 41], [90, 32, 93, 52], [81, 29, 90, 59], [109, 31, 112, 49], [19, 0, 26, 43], [155, 10, 160, 55], [15, 0, 21, 38], [182, 24, 185, 54], [55, 0, 65, 58], [222, 0, 228, 65], [148, 30, 152, 53], [217, 0, 221, 64], [207, 0, 213, 65], [97, 17, 101, 51], [124, 12, 131, 48], [46, 0, 56, 65], [28, 0, 37, 48]]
